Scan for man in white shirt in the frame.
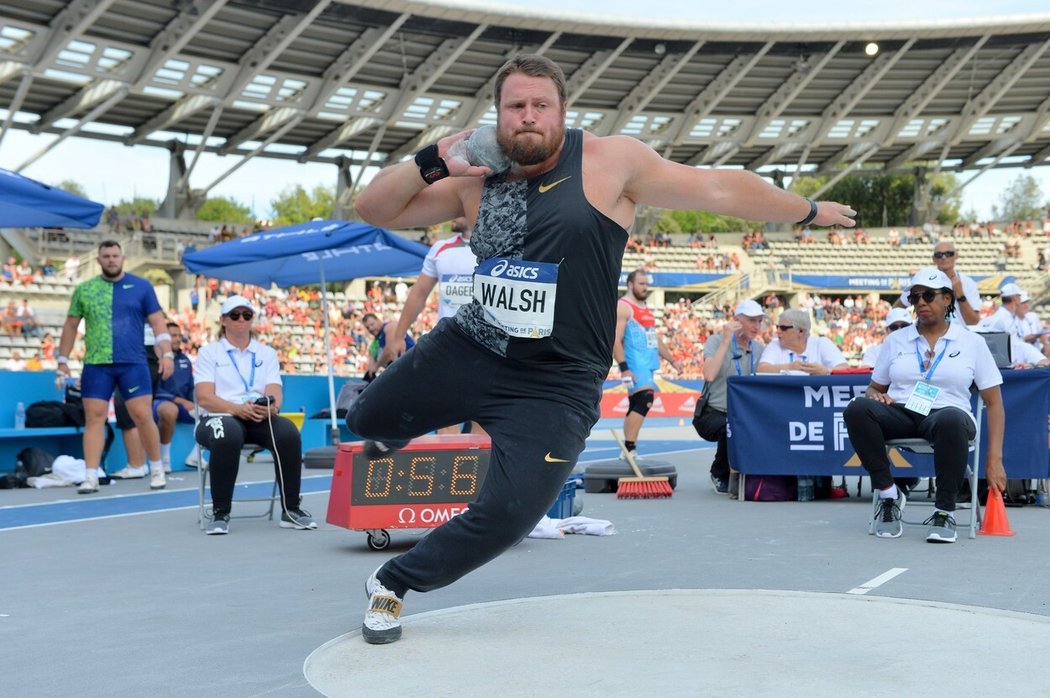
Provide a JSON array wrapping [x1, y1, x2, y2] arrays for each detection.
[[757, 308, 848, 375], [987, 283, 1024, 341], [894, 241, 979, 326]]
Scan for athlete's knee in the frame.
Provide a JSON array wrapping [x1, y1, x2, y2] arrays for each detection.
[[627, 389, 654, 417]]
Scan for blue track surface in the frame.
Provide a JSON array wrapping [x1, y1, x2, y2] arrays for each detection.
[[0, 423, 708, 530]]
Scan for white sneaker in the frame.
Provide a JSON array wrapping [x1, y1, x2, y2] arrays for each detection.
[[362, 567, 403, 644], [112, 465, 148, 479], [149, 466, 166, 490], [163, 460, 172, 474], [77, 472, 99, 494], [184, 444, 208, 468]]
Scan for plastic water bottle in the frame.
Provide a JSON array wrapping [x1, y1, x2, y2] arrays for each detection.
[[14, 401, 26, 430], [797, 475, 815, 502]]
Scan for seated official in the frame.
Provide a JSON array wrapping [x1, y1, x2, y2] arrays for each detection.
[[757, 308, 848, 375], [193, 295, 316, 535], [843, 269, 1006, 544], [693, 300, 766, 495], [153, 321, 196, 470]]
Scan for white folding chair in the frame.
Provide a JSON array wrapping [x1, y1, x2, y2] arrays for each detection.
[[868, 396, 984, 539]]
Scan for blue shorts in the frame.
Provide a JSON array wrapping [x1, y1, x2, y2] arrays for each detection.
[[153, 398, 194, 424], [81, 363, 153, 401]]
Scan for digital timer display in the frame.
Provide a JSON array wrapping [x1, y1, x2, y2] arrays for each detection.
[[350, 448, 491, 506]]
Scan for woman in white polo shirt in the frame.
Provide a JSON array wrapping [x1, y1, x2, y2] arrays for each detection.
[[757, 307, 848, 375], [843, 269, 1006, 544], [194, 295, 316, 535]]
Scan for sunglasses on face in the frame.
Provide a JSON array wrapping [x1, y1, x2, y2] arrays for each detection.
[[907, 290, 941, 305], [227, 310, 254, 321], [777, 325, 799, 332], [932, 250, 956, 259], [887, 323, 910, 332]]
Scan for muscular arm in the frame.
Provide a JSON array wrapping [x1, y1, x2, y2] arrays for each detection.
[[355, 131, 488, 230], [612, 137, 855, 227], [57, 315, 81, 364]]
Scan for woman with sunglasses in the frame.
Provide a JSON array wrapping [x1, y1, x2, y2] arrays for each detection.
[[193, 295, 316, 535], [843, 269, 1006, 544], [757, 308, 849, 375]]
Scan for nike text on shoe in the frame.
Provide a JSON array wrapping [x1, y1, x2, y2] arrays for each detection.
[[924, 511, 957, 543], [363, 568, 403, 644], [873, 490, 906, 538], [280, 508, 318, 530]]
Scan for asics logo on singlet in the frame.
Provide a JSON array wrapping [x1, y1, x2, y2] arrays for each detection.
[[490, 259, 539, 280]]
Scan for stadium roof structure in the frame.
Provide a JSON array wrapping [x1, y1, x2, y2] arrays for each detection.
[[2, 0, 1050, 214]]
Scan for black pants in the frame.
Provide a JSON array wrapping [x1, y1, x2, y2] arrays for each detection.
[[195, 415, 303, 513], [843, 398, 975, 511], [346, 319, 603, 598], [692, 405, 729, 480]]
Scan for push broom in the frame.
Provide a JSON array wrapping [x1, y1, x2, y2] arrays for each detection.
[[610, 429, 673, 499]]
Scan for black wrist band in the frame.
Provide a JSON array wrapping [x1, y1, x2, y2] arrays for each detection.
[[414, 144, 449, 185], [618, 362, 629, 372], [957, 295, 967, 304], [797, 198, 818, 226]]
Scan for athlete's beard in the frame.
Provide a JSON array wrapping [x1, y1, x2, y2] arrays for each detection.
[[631, 288, 649, 302], [100, 264, 123, 280], [498, 123, 564, 166]]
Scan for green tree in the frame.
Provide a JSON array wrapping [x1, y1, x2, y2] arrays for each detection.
[[992, 173, 1045, 222], [114, 197, 160, 216], [197, 196, 253, 224], [56, 180, 89, 198], [270, 184, 334, 225], [791, 170, 961, 227]]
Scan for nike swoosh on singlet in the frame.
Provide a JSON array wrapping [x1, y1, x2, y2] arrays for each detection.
[[544, 452, 569, 463], [122, 284, 134, 289], [537, 176, 571, 193]]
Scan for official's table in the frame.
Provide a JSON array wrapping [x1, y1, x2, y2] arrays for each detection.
[[726, 368, 1049, 479]]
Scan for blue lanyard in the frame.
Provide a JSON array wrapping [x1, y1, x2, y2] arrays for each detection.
[[732, 336, 754, 376], [227, 349, 256, 394], [788, 351, 808, 363], [914, 339, 950, 381]]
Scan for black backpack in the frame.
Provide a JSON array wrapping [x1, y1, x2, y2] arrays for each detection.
[[17, 447, 55, 477], [25, 400, 85, 428]]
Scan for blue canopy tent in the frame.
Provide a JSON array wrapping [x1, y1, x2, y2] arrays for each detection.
[[0, 167, 105, 228], [183, 219, 429, 442]]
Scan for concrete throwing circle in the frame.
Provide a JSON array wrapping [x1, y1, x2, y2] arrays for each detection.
[[305, 589, 1050, 697]]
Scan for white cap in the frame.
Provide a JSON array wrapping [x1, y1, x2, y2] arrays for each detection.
[[733, 299, 765, 318], [884, 307, 913, 327], [905, 268, 953, 293], [1019, 290, 1031, 303], [977, 315, 1011, 333], [220, 295, 255, 315], [999, 282, 1023, 298]]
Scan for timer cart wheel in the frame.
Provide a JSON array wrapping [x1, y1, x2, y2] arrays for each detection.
[[366, 529, 391, 551]]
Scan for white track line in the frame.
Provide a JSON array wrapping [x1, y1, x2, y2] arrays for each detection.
[[847, 567, 908, 595]]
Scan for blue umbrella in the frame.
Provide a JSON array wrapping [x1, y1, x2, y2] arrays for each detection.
[[184, 219, 430, 443], [0, 167, 105, 228], [182, 219, 427, 287]]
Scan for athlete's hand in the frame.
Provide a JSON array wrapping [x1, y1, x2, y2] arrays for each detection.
[[438, 130, 492, 178], [159, 356, 174, 380], [813, 201, 857, 228], [378, 337, 407, 367], [56, 361, 71, 377]]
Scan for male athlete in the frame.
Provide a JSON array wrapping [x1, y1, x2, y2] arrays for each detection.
[[613, 269, 680, 460], [58, 241, 174, 493], [349, 54, 855, 644]]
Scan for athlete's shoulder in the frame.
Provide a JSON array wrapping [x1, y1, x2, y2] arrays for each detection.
[[431, 235, 466, 257]]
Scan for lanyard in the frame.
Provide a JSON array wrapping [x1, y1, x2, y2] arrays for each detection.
[[788, 351, 808, 363], [731, 336, 754, 376], [227, 349, 256, 394], [914, 339, 950, 381]]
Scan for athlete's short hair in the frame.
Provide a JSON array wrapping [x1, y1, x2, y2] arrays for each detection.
[[99, 239, 122, 253], [494, 54, 567, 108], [625, 269, 647, 285]]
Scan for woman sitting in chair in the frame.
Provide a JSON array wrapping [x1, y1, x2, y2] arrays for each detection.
[[843, 269, 1006, 544], [194, 295, 316, 535]]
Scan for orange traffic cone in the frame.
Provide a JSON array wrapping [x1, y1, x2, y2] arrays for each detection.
[[980, 489, 1015, 537]]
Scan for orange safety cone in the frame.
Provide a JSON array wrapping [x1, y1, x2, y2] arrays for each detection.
[[979, 489, 1016, 537]]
